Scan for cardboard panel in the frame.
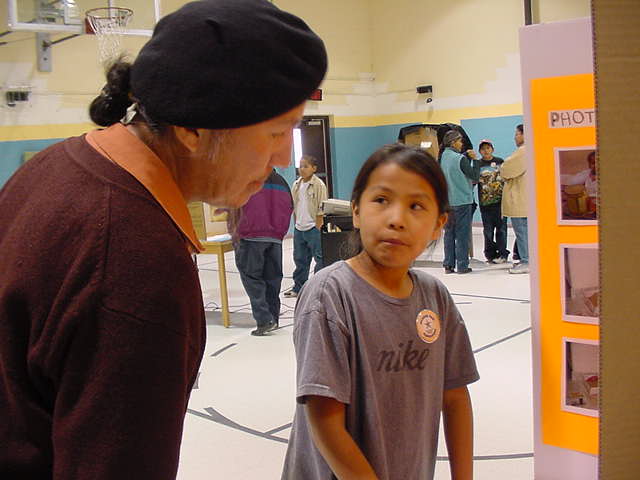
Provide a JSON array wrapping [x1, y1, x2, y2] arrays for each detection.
[[592, 1, 640, 478]]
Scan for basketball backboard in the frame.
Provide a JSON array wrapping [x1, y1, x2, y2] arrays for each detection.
[[7, 0, 160, 36]]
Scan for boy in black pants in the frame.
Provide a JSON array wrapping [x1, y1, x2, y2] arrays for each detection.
[[477, 139, 509, 263]]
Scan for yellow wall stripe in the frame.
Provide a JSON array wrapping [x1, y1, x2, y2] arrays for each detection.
[[0, 123, 95, 142], [1, 103, 523, 141], [333, 103, 523, 128]]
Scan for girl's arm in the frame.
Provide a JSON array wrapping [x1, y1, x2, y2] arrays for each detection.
[[305, 395, 379, 480], [442, 385, 474, 480]]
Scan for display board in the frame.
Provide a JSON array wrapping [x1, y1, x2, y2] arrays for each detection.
[[530, 73, 599, 455], [521, 17, 598, 480]]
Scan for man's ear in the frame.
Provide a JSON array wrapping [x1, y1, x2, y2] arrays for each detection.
[[174, 126, 201, 153], [352, 201, 360, 229]]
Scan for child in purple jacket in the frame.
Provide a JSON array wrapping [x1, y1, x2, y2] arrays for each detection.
[[233, 169, 294, 335]]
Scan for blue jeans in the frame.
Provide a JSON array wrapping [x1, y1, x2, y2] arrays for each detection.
[[510, 217, 529, 263], [292, 227, 323, 292], [444, 204, 473, 271], [234, 240, 283, 327]]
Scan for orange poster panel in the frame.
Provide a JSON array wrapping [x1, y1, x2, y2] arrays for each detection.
[[530, 74, 599, 455]]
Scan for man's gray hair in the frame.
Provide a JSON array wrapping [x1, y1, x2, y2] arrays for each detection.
[[442, 130, 463, 148]]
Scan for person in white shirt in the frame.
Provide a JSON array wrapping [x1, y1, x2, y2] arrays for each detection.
[[284, 155, 328, 297]]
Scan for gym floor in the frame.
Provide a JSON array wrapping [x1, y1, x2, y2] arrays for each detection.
[[177, 227, 534, 479]]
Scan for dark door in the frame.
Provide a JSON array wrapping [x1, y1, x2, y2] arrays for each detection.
[[298, 116, 333, 197]]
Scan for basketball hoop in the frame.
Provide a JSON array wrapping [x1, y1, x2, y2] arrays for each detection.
[[85, 7, 133, 65]]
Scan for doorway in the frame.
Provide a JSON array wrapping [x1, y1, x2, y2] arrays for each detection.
[[294, 115, 334, 198]]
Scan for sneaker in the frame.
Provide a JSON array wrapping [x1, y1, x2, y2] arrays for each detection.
[[283, 289, 298, 298], [444, 266, 455, 274], [266, 321, 279, 332], [509, 263, 529, 274], [457, 267, 472, 274], [486, 259, 496, 265], [493, 257, 507, 264], [251, 324, 272, 336]]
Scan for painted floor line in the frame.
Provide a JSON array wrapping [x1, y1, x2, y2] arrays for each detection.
[[187, 407, 288, 444], [264, 423, 293, 436], [211, 343, 238, 357], [473, 327, 532, 354], [452, 292, 530, 303], [187, 406, 534, 461], [437, 452, 534, 461]]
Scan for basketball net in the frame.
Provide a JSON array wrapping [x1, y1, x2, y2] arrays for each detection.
[[86, 7, 133, 66]]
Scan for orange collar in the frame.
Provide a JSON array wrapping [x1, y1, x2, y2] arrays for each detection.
[[86, 123, 203, 253]]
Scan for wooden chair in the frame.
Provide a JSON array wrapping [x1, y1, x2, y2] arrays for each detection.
[[188, 202, 234, 328]]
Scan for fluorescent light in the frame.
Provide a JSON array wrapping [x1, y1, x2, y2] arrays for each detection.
[[293, 128, 303, 168]]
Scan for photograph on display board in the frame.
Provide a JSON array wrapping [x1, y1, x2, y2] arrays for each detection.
[[562, 338, 599, 418], [561, 244, 599, 324], [555, 147, 598, 225]]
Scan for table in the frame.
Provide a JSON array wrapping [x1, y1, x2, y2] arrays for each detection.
[[199, 239, 234, 328]]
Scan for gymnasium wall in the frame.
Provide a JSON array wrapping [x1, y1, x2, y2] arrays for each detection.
[[1, 0, 589, 190], [276, 0, 584, 201]]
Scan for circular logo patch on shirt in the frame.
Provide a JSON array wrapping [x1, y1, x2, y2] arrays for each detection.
[[416, 309, 441, 344]]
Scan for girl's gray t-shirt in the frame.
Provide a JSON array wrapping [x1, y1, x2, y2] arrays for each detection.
[[281, 261, 479, 480]]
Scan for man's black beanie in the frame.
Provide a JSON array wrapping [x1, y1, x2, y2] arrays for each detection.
[[130, 0, 328, 129]]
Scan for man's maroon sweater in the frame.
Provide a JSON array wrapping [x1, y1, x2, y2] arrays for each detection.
[[0, 135, 206, 479]]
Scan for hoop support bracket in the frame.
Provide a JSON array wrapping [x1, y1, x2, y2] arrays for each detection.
[[36, 33, 81, 72], [43, 34, 81, 48]]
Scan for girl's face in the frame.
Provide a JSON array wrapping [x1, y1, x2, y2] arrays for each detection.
[[352, 162, 447, 270]]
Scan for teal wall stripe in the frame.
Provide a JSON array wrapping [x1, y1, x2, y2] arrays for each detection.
[[274, 123, 413, 235], [276, 123, 413, 201], [331, 122, 414, 200], [461, 114, 524, 222], [461, 115, 523, 160], [1, 117, 523, 208], [0, 139, 62, 188]]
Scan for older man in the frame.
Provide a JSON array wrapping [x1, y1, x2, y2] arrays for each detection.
[[0, 1, 327, 478], [440, 130, 480, 274]]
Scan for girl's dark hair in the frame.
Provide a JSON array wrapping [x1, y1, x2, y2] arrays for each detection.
[[347, 143, 450, 256], [516, 123, 524, 134], [89, 58, 134, 127], [351, 143, 449, 214]]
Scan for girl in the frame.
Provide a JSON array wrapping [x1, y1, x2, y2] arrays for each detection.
[[281, 144, 479, 480]]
